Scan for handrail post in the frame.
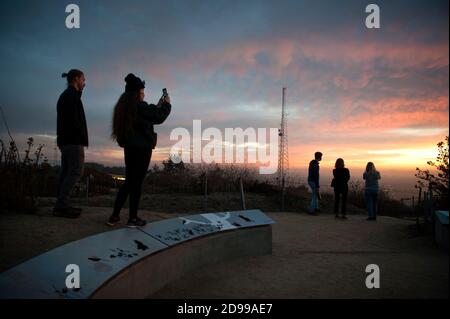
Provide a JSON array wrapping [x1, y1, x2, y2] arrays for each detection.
[[239, 177, 246, 210], [203, 173, 208, 213]]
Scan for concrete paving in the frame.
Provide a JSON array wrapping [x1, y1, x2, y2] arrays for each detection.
[[150, 213, 449, 298], [1, 208, 448, 298]]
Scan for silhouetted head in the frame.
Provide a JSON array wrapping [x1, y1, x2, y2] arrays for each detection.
[[314, 152, 323, 161], [335, 158, 345, 169], [366, 162, 377, 173], [111, 74, 148, 146], [62, 69, 85, 91], [124, 73, 145, 101]]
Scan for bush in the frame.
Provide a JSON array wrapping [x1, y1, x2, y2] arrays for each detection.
[[416, 136, 449, 210], [347, 181, 412, 217], [143, 157, 279, 195], [0, 138, 51, 213]]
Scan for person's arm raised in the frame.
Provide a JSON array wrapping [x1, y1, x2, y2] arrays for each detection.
[[139, 99, 171, 125]]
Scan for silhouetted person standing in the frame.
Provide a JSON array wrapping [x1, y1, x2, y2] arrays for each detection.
[[53, 69, 88, 218], [107, 73, 171, 227], [331, 158, 350, 219], [308, 151, 322, 215], [363, 162, 381, 221]]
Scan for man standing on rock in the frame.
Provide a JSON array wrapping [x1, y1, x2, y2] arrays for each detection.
[[53, 69, 88, 218]]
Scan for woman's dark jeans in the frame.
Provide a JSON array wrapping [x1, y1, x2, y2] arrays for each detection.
[[334, 187, 348, 216], [112, 147, 152, 220], [365, 189, 379, 219]]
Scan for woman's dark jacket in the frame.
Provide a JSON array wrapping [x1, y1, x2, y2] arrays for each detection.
[[122, 101, 171, 150], [332, 168, 350, 190]]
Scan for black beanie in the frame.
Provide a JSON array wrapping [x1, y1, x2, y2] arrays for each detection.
[[124, 73, 145, 92]]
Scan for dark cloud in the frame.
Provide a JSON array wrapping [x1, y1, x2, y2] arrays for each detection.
[[0, 0, 448, 165]]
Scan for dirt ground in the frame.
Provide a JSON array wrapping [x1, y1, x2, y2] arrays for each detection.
[[0, 206, 448, 298]]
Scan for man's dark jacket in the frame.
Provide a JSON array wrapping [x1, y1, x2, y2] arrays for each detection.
[[56, 86, 89, 147], [308, 159, 320, 187], [121, 101, 171, 150]]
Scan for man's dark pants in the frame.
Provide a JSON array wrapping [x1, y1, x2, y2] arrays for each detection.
[[55, 144, 85, 209]]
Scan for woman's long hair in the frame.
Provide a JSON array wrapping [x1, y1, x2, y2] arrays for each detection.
[[365, 162, 377, 174], [111, 91, 139, 146], [335, 158, 345, 169]]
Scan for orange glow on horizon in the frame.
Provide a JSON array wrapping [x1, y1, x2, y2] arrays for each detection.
[[84, 141, 445, 172]]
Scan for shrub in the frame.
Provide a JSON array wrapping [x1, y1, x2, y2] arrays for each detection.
[[0, 138, 50, 213]]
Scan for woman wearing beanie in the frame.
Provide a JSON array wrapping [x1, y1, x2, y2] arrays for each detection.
[[107, 73, 171, 227]]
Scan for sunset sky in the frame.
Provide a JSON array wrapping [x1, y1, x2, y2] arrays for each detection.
[[0, 0, 448, 176]]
